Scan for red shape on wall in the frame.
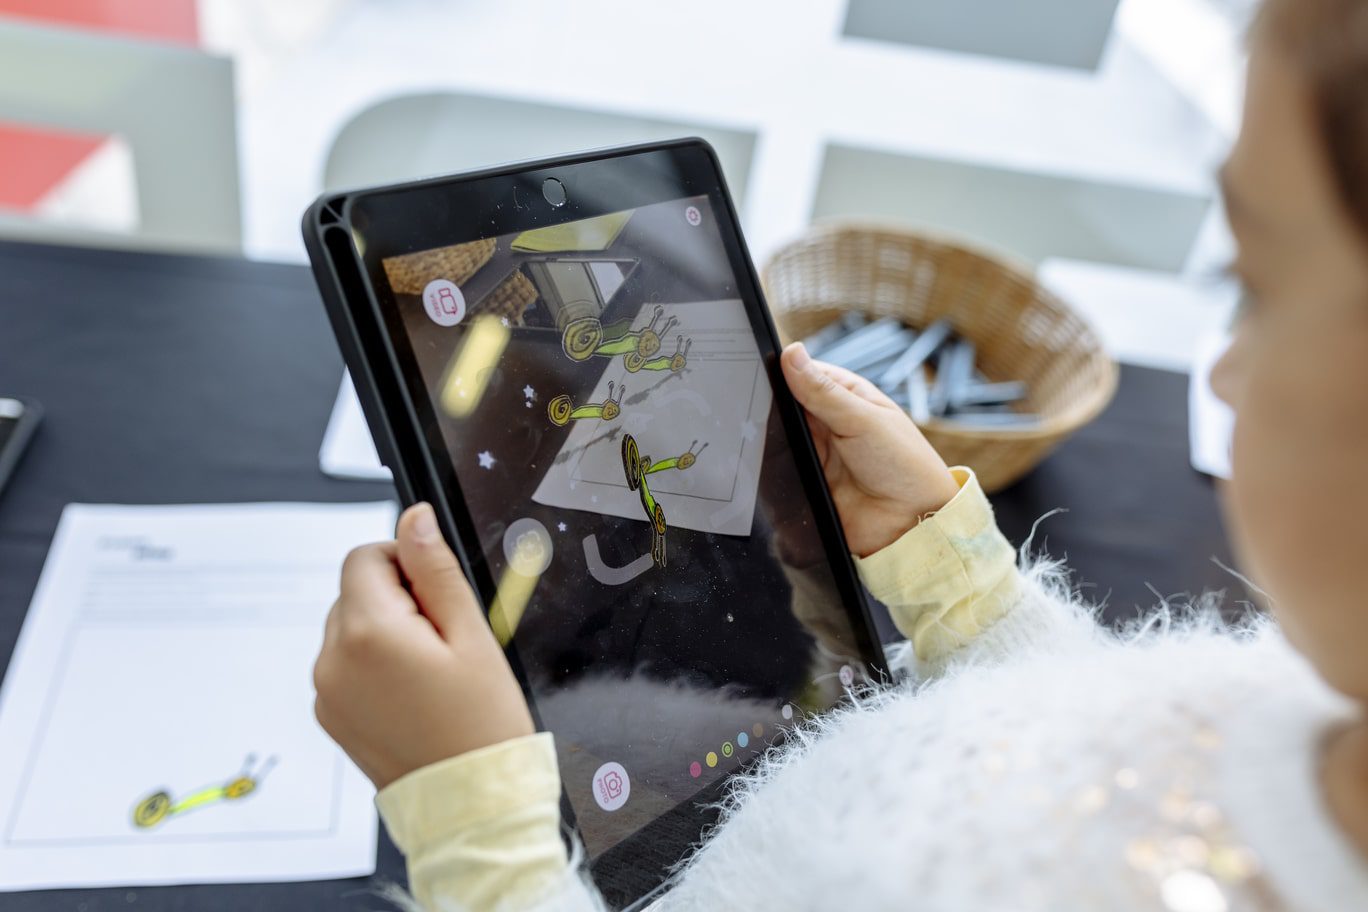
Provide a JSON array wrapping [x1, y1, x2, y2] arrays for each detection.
[[0, 0, 198, 46], [0, 122, 105, 211], [0, 0, 200, 212]]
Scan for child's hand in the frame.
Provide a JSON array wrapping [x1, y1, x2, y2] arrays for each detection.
[[313, 503, 534, 790], [781, 342, 962, 558]]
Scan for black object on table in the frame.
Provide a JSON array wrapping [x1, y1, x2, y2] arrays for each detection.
[[0, 239, 1238, 909]]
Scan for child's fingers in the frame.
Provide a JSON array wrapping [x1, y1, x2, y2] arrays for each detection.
[[781, 343, 881, 436], [338, 542, 410, 622], [322, 598, 341, 648], [809, 360, 899, 409], [395, 503, 480, 639]]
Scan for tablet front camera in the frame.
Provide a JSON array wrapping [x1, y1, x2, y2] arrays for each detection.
[[541, 177, 567, 208]]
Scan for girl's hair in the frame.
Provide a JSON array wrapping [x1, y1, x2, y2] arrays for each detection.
[[1261, 0, 1368, 235]]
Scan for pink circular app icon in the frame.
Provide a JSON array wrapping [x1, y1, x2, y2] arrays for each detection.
[[591, 762, 630, 812], [421, 279, 466, 327]]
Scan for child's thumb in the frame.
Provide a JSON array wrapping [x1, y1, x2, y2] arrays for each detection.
[[396, 503, 477, 637], [781, 343, 871, 436]]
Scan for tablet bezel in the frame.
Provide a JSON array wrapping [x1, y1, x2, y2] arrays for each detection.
[[305, 139, 887, 908]]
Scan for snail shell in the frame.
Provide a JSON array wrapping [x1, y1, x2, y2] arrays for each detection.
[[562, 317, 603, 361], [547, 394, 574, 426], [636, 329, 663, 358]]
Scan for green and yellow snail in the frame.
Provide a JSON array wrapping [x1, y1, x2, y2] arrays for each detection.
[[547, 381, 626, 427]]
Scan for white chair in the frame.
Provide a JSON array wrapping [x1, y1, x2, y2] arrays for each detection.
[[324, 92, 757, 210]]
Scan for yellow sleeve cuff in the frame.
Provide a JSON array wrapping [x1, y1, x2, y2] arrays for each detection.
[[854, 467, 1020, 664], [376, 732, 569, 910]]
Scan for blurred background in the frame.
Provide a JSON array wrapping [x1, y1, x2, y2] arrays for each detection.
[[0, 0, 1254, 372]]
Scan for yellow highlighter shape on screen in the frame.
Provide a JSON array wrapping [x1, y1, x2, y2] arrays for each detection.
[[511, 210, 633, 253]]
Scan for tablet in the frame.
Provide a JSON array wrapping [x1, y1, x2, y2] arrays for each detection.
[[303, 139, 887, 908]]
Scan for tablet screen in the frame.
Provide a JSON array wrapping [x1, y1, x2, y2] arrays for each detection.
[[373, 193, 875, 862]]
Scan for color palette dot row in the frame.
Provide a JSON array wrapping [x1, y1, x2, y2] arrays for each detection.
[[688, 721, 775, 778]]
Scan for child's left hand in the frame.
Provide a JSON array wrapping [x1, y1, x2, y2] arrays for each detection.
[[313, 503, 534, 789], [781, 342, 961, 557]]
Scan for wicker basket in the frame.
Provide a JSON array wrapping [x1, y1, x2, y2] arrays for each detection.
[[762, 222, 1118, 493], [382, 237, 497, 295]]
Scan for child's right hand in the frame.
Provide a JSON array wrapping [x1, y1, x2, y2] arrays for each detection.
[[313, 503, 535, 790], [780, 342, 962, 558]]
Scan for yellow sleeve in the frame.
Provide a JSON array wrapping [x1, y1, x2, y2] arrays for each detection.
[[853, 466, 1020, 665], [376, 732, 569, 911]]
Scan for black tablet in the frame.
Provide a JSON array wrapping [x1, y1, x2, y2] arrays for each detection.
[[302, 139, 887, 909]]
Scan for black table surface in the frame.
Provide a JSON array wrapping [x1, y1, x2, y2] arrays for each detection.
[[0, 238, 1238, 909]]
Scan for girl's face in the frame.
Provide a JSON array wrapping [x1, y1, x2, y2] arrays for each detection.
[[1213, 29, 1368, 700]]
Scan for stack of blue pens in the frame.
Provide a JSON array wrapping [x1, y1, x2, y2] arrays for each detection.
[[801, 313, 1039, 429]]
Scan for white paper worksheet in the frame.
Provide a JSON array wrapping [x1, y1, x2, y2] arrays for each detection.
[[0, 501, 396, 891], [320, 372, 391, 481]]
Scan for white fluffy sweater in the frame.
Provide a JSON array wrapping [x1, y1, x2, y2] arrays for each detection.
[[377, 472, 1368, 911]]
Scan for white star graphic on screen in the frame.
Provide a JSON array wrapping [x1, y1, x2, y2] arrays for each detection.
[[501, 317, 511, 327], [477, 451, 496, 470], [523, 384, 536, 400], [557, 522, 567, 532], [525, 401, 532, 408]]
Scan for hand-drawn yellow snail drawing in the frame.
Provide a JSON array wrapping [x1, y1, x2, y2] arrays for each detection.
[[622, 434, 668, 569], [132, 755, 276, 830], [547, 381, 626, 427], [643, 439, 708, 474], [561, 316, 604, 361], [627, 336, 693, 374], [561, 305, 681, 368]]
